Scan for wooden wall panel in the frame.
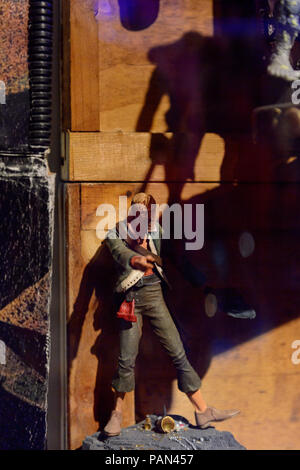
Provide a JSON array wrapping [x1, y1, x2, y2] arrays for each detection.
[[98, 0, 213, 131], [62, 129, 300, 183], [62, 0, 100, 131], [62, 0, 213, 132], [64, 132, 225, 182], [66, 181, 300, 450]]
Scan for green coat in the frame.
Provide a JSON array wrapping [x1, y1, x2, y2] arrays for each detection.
[[104, 220, 168, 293]]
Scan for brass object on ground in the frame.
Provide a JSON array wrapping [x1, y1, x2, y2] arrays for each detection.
[[144, 415, 152, 431], [155, 416, 175, 433]]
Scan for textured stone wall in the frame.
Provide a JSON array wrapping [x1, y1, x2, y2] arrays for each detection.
[[0, 0, 30, 151], [0, 157, 54, 449], [0, 0, 54, 449]]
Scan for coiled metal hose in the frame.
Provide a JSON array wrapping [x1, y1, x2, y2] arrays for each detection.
[[28, 0, 53, 150]]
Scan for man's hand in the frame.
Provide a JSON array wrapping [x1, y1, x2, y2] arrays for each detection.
[[130, 255, 155, 271]]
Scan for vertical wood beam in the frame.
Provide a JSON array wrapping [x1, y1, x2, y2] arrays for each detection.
[[62, 0, 100, 131]]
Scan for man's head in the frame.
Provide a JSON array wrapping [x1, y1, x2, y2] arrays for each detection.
[[127, 192, 157, 240], [131, 192, 156, 208]]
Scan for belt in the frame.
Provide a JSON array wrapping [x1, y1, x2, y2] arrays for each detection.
[[135, 273, 161, 287]]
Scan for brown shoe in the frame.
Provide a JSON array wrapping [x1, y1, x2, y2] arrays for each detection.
[[103, 410, 122, 436], [195, 407, 240, 429]]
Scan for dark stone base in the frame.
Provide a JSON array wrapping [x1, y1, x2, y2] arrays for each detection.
[[82, 415, 246, 451]]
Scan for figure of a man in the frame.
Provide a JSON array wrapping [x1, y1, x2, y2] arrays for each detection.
[[103, 193, 241, 436]]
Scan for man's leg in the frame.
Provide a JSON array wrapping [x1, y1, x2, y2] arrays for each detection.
[[143, 285, 240, 427], [111, 314, 143, 393], [143, 285, 202, 395], [104, 314, 143, 436], [187, 389, 207, 412], [115, 392, 126, 412]]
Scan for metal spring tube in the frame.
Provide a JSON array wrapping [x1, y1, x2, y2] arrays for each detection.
[[28, 0, 53, 150]]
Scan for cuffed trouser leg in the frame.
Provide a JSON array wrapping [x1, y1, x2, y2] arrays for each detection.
[[111, 315, 143, 393]]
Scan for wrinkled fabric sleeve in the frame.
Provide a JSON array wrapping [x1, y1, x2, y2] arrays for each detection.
[[105, 230, 138, 270]]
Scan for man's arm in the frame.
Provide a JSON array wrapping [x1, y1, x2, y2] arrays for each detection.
[[105, 230, 155, 272], [105, 231, 137, 270]]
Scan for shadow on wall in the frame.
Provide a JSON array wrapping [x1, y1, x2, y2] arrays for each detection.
[[68, 0, 300, 430], [118, 0, 160, 31], [67, 242, 123, 433], [95, 0, 160, 31]]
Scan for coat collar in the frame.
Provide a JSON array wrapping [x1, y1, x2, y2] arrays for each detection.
[[116, 219, 161, 253]]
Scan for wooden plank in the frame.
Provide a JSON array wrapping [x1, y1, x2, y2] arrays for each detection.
[[62, 0, 100, 131], [65, 131, 225, 182], [64, 183, 85, 449], [65, 130, 300, 183]]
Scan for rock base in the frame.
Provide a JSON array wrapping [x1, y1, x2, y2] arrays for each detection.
[[82, 415, 245, 451]]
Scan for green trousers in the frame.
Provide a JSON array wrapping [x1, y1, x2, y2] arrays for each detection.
[[112, 282, 202, 394]]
